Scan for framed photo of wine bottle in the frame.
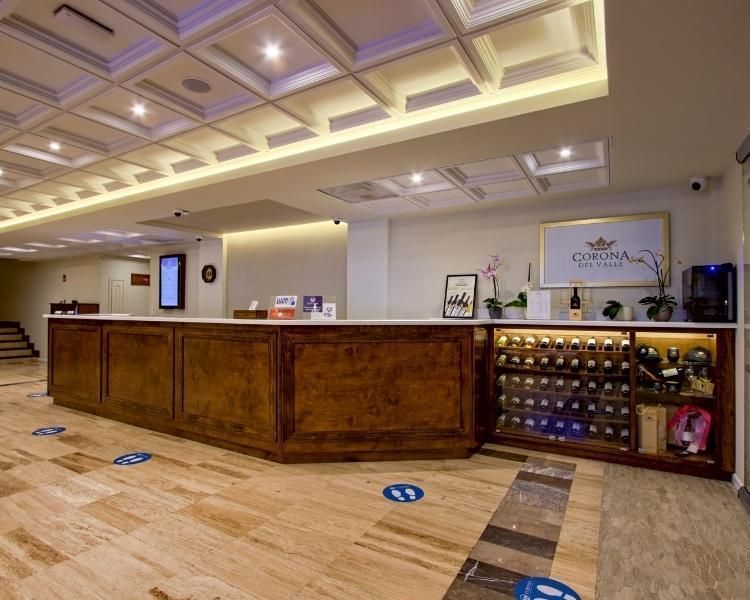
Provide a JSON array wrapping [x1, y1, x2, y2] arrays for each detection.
[[443, 274, 477, 319]]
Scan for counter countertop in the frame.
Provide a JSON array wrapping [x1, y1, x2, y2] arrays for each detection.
[[43, 314, 738, 329]]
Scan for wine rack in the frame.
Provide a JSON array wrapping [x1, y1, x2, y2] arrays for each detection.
[[489, 324, 735, 480]]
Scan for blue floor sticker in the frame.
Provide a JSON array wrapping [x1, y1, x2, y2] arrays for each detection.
[[113, 452, 152, 466], [383, 483, 424, 503], [514, 577, 581, 600], [32, 426, 65, 436]]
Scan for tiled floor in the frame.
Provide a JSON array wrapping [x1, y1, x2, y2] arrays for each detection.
[[0, 360, 746, 599]]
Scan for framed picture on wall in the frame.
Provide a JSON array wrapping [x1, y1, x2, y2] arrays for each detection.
[[540, 212, 670, 287], [443, 274, 477, 318]]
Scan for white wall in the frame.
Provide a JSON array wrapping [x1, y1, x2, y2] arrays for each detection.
[[226, 221, 347, 316], [347, 220, 389, 319], [386, 186, 732, 319], [100, 258, 150, 315]]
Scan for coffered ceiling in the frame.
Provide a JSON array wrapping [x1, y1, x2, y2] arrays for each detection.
[[0, 0, 607, 228]]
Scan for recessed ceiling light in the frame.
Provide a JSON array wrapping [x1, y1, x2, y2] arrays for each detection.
[[0, 168, 3, 176], [26, 242, 67, 248], [0, 246, 37, 252], [127, 253, 150, 259], [131, 102, 146, 117], [263, 43, 281, 59], [49, 141, 61, 151], [559, 147, 572, 158], [58, 237, 102, 244], [181, 78, 212, 94], [410, 172, 423, 184]]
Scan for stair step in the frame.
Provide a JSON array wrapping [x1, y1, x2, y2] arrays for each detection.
[[0, 334, 22, 341], [0, 328, 20, 334], [0, 321, 19, 328], [0, 349, 34, 358], [0, 341, 28, 350]]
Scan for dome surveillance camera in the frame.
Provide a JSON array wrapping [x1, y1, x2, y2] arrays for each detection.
[[332, 218, 341, 225], [174, 209, 183, 217], [195, 235, 203, 242], [689, 176, 707, 192]]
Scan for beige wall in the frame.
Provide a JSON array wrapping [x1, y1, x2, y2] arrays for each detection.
[[226, 221, 348, 316], [387, 185, 733, 319]]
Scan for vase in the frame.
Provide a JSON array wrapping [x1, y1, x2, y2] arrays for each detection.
[[488, 307, 502, 319], [651, 306, 673, 322], [503, 307, 526, 320], [615, 306, 634, 321]]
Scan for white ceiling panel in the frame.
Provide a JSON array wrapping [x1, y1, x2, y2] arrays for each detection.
[[465, 179, 537, 202], [534, 166, 610, 194], [3, 133, 102, 169], [36, 114, 147, 155], [215, 105, 316, 150], [0, 89, 59, 130], [162, 127, 256, 164]]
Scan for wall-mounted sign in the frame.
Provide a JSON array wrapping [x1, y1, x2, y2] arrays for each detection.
[[303, 295, 323, 312], [443, 274, 477, 318], [159, 254, 186, 309], [131, 273, 150, 286], [201, 264, 217, 283], [540, 213, 669, 288]]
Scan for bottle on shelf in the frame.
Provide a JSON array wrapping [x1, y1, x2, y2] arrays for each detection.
[[571, 336, 581, 350], [603, 381, 614, 395], [540, 417, 550, 433], [497, 394, 506, 407], [510, 416, 522, 429], [571, 379, 582, 393], [539, 336, 551, 349], [587, 380, 598, 394], [496, 374, 506, 388], [524, 336, 536, 348], [524, 356, 535, 368], [621, 361, 631, 377], [604, 404, 614, 417], [570, 398, 581, 415], [620, 428, 630, 443], [510, 396, 522, 408], [510, 336, 522, 347], [621, 382, 630, 397], [555, 419, 566, 434], [510, 355, 522, 366], [586, 337, 597, 351], [621, 338, 630, 352], [603, 359, 614, 374], [570, 287, 581, 311], [523, 376, 535, 390], [524, 398, 535, 410], [554, 399, 566, 413], [555, 356, 566, 370], [510, 375, 521, 387], [523, 417, 536, 432], [497, 354, 508, 366], [620, 405, 630, 419], [604, 425, 615, 441], [587, 400, 597, 417], [587, 358, 597, 373], [539, 376, 550, 390], [571, 421, 583, 436], [570, 357, 581, 373], [603, 338, 614, 351], [555, 377, 565, 392], [497, 335, 509, 347], [587, 423, 599, 438], [539, 398, 550, 411], [540, 356, 551, 369], [555, 336, 566, 349]]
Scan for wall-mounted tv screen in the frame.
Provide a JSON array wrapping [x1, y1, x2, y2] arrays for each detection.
[[159, 253, 186, 309]]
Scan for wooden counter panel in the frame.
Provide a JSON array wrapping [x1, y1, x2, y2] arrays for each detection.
[[102, 324, 174, 419], [48, 321, 101, 410], [281, 326, 475, 452], [175, 328, 277, 448]]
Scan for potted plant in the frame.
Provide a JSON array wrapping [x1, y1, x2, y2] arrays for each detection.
[[602, 300, 622, 320], [629, 250, 682, 321], [479, 254, 505, 319], [503, 288, 528, 319]]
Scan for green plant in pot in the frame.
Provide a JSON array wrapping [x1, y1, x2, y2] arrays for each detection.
[[629, 250, 682, 321], [602, 300, 623, 320], [479, 254, 505, 319], [503, 288, 528, 319]]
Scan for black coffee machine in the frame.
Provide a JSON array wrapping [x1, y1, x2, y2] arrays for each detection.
[[682, 263, 736, 322]]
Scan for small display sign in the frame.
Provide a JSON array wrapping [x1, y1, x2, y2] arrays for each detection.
[[382, 483, 424, 503], [113, 452, 152, 466], [514, 577, 580, 600], [131, 273, 150, 286], [310, 302, 336, 320], [303, 296, 323, 312], [274, 295, 297, 308], [32, 426, 65, 436]]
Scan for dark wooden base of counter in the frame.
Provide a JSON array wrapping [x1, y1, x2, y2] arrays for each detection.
[[49, 320, 486, 463]]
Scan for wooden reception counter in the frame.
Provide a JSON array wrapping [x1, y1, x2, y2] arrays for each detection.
[[46, 316, 489, 463]]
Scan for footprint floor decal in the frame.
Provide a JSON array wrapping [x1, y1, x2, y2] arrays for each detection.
[[514, 577, 581, 600], [382, 483, 424, 503]]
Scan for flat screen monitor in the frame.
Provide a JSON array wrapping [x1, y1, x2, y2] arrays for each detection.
[[159, 253, 186, 309]]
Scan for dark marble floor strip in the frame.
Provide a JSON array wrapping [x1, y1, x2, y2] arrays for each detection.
[[443, 456, 576, 599]]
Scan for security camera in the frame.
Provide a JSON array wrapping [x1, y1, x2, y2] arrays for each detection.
[[195, 236, 203, 242], [174, 208, 190, 217], [689, 177, 707, 192], [332, 218, 341, 225]]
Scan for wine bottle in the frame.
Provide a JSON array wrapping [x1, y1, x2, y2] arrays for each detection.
[[496, 354, 508, 366], [604, 425, 614, 441], [510, 355, 521, 366], [496, 414, 506, 429], [523, 398, 535, 410], [603, 381, 614, 395], [555, 356, 566, 371], [539, 376, 550, 390], [524, 356, 535, 368], [621, 383, 630, 397], [571, 337, 581, 350], [603, 338, 614, 351], [510, 375, 521, 387], [587, 380, 597, 394], [586, 358, 597, 373], [586, 337, 597, 351], [555, 419, 566, 434], [510, 416, 521, 428], [621, 361, 631, 377], [511, 396, 521, 407], [495, 374, 506, 388], [620, 428, 630, 443], [540, 356, 551, 369], [523, 336, 536, 348], [496, 394, 506, 407], [539, 336, 551, 349], [555, 377, 565, 391], [570, 287, 581, 310], [540, 417, 550, 433], [497, 335, 509, 347], [450, 293, 465, 316], [510, 336, 522, 347], [621, 338, 630, 352], [587, 401, 597, 417], [620, 405, 630, 418], [539, 398, 550, 411], [604, 403, 614, 417], [523, 417, 536, 432], [570, 357, 581, 372], [603, 359, 614, 374], [554, 399, 565, 413], [587, 423, 599, 438], [570, 398, 581, 415], [571, 379, 581, 393], [555, 336, 566, 350], [523, 376, 534, 389], [571, 422, 583, 436], [445, 295, 455, 315]]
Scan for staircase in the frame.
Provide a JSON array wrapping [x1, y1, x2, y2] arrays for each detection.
[[0, 321, 39, 361]]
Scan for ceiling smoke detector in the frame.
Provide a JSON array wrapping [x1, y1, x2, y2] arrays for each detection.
[[181, 78, 212, 94]]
